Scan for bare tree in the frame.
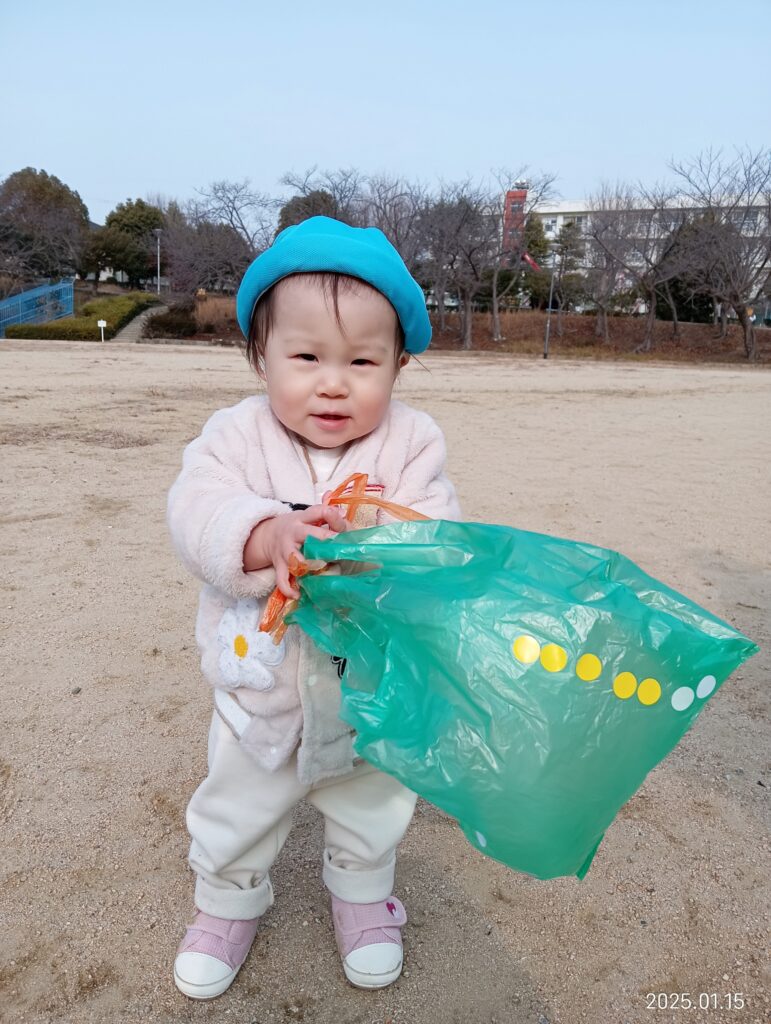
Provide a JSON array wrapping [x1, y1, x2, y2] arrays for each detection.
[[587, 183, 688, 351], [580, 227, 623, 342], [196, 180, 280, 256], [360, 173, 429, 275], [419, 180, 499, 350], [413, 187, 461, 333], [162, 199, 252, 293], [275, 171, 428, 280], [669, 148, 771, 361], [278, 166, 369, 226]]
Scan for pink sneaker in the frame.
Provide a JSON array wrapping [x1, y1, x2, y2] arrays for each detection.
[[330, 894, 407, 989], [173, 909, 260, 1000]]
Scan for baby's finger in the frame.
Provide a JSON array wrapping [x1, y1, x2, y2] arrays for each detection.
[[275, 562, 300, 601], [303, 502, 334, 520], [305, 525, 335, 543], [316, 504, 350, 532]]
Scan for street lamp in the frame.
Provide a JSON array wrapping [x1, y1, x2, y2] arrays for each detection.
[[543, 250, 559, 359], [154, 228, 162, 295]]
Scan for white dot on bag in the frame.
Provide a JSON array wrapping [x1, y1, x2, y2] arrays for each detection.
[[696, 675, 716, 699], [671, 687, 695, 711], [475, 831, 487, 848], [270, 746, 277, 754], [307, 675, 318, 687]]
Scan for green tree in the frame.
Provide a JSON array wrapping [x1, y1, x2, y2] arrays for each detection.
[[524, 214, 550, 263], [655, 273, 713, 325], [477, 209, 553, 310], [106, 198, 164, 239], [520, 215, 551, 308], [78, 227, 112, 293], [654, 218, 716, 327], [101, 198, 164, 287], [477, 265, 518, 310], [522, 266, 552, 309], [277, 190, 338, 234], [551, 220, 586, 333], [553, 220, 584, 273], [0, 167, 89, 286]]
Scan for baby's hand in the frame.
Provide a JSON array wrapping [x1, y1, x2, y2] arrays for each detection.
[[263, 504, 349, 599]]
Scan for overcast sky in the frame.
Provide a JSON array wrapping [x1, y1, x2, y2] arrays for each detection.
[[2, 0, 768, 224]]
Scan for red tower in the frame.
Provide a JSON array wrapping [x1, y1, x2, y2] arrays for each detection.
[[502, 183, 528, 264]]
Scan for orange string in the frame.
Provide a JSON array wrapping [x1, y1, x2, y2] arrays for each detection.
[[258, 473, 427, 642]]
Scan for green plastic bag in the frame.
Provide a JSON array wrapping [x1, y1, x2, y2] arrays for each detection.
[[288, 520, 758, 880]]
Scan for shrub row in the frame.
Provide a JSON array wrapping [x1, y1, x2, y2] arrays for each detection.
[[5, 292, 159, 341], [143, 302, 197, 338]]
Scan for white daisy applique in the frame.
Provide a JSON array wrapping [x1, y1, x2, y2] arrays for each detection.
[[217, 599, 286, 690]]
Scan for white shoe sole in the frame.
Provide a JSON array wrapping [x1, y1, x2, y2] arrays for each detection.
[[343, 959, 403, 989], [173, 962, 238, 1000]]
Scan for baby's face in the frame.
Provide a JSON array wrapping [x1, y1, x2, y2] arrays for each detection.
[[260, 276, 409, 448]]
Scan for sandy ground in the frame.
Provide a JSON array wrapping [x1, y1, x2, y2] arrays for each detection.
[[1, 339, 769, 1024]]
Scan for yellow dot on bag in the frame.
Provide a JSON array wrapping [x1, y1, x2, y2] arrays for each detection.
[[576, 653, 602, 681], [613, 671, 637, 699], [512, 635, 540, 664], [637, 677, 661, 705], [540, 643, 568, 672], [233, 634, 249, 659]]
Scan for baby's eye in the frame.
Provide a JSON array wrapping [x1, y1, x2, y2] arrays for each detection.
[[294, 353, 317, 362], [352, 358, 374, 366]]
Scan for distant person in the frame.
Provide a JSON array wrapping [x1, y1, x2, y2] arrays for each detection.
[[167, 217, 461, 999]]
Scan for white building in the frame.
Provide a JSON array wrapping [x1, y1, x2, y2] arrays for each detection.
[[534, 197, 769, 242], [534, 200, 593, 240]]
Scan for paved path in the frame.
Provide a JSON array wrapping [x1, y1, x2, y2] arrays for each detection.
[[113, 303, 167, 342]]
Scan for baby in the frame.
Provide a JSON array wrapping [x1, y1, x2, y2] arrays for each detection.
[[167, 216, 461, 999]]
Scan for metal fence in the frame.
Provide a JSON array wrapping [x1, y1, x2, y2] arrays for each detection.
[[0, 280, 74, 338]]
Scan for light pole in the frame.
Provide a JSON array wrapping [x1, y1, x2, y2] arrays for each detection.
[[154, 228, 162, 295], [543, 250, 558, 359]]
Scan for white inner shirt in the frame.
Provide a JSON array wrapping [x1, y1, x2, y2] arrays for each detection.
[[303, 443, 348, 484]]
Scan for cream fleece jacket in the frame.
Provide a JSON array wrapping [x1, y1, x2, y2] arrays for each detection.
[[167, 394, 461, 783]]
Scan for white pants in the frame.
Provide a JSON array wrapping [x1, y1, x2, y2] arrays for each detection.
[[186, 711, 418, 920]]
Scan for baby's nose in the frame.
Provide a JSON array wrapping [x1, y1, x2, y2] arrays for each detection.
[[317, 371, 349, 397]]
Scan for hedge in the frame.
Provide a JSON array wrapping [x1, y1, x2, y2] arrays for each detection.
[[144, 302, 197, 338], [5, 292, 159, 341]]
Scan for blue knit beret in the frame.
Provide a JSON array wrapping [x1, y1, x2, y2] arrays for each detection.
[[236, 215, 431, 354]]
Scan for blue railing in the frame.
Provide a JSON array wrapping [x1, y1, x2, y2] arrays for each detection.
[[0, 280, 74, 338]]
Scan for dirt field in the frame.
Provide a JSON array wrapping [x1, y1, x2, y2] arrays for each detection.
[[1, 339, 769, 1024]]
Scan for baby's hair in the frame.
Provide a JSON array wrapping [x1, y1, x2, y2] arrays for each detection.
[[245, 271, 406, 373]]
